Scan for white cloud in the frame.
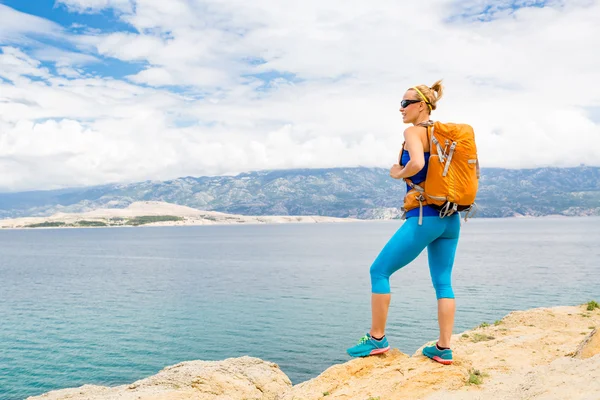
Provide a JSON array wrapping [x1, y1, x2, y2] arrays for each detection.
[[56, 0, 133, 14], [55, 66, 84, 78], [0, 4, 63, 42], [31, 46, 99, 67], [91, 32, 163, 61], [0, 0, 599, 191], [0, 47, 51, 82], [127, 67, 174, 85]]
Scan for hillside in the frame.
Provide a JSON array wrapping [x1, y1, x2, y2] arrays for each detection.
[[1, 167, 599, 219]]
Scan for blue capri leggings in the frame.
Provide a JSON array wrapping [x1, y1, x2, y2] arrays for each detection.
[[369, 214, 461, 299]]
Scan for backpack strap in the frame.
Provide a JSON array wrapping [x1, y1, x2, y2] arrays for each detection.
[[402, 121, 433, 226], [416, 120, 434, 127], [442, 142, 457, 177], [404, 178, 425, 193], [404, 176, 426, 226], [463, 203, 478, 222], [427, 124, 447, 164]]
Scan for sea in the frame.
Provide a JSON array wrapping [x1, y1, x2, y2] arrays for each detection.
[[1, 217, 599, 399]]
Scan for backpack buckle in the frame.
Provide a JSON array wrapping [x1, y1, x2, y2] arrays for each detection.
[[439, 202, 457, 219]]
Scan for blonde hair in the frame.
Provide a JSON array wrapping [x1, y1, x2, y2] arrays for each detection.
[[411, 79, 444, 112]]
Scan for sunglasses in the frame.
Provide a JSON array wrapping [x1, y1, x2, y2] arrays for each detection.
[[400, 99, 422, 108]]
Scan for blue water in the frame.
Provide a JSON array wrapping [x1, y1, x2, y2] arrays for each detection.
[[1, 218, 599, 400]]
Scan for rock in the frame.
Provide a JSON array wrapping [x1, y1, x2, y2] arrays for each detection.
[[282, 304, 600, 400], [27, 356, 291, 400], [279, 349, 469, 400], [28, 305, 600, 400], [425, 355, 600, 400], [574, 329, 600, 359]]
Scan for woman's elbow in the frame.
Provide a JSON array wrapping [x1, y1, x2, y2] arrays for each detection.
[[412, 160, 425, 171]]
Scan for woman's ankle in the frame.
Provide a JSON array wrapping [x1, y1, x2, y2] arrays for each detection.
[[369, 331, 385, 340], [436, 341, 451, 350]]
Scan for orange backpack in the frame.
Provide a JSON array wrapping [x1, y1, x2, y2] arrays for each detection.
[[401, 121, 479, 224]]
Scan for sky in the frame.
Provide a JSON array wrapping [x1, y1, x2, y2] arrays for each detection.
[[0, 0, 599, 192]]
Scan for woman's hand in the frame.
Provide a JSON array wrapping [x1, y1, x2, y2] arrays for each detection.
[[390, 164, 404, 179]]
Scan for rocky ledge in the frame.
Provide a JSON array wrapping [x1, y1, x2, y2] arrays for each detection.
[[29, 304, 600, 400]]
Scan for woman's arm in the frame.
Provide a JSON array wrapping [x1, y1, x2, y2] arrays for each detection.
[[390, 127, 425, 180]]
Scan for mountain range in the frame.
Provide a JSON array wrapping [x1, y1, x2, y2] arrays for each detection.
[[1, 166, 599, 219]]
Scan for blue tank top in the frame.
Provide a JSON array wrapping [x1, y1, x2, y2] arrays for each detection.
[[400, 149, 438, 218]]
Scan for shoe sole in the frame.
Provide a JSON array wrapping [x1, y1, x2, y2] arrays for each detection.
[[347, 346, 390, 357], [369, 346, 390, 355], [432, 355, 453, 365]]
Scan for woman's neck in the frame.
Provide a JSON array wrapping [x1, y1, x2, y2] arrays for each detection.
[[413, 115, 431, 126]]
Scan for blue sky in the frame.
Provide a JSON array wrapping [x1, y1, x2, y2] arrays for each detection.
[[0, 0, 298, 85], [448, 0, 552, 22], [0, 0, 598, 191], [1, 0, 135, 32], [1, 0, 144, 80], [1, 0, 554, 82]]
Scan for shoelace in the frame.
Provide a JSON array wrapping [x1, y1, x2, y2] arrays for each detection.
[[357, 335, 370, 345]]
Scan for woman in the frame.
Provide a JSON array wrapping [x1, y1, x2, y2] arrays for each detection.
[[346, 80, 459, 365]]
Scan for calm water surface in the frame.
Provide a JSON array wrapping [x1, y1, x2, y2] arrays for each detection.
[[1, 217, 599, 399]]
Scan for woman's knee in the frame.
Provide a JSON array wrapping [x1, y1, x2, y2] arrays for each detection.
[[433, 282, 454, 299], [370, 264, 391, 294]]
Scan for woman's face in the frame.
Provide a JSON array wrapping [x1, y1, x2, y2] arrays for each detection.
[[399, 90, 424, 124]]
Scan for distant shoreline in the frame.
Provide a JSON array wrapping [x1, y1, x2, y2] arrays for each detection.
[[0, 218, 364, 230], [1, 211, 596, 230], [0, 201, 363, 230]]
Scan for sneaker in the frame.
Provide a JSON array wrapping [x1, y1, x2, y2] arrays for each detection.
[[347, 333, 390, 357], [422, 342, 453, 365]]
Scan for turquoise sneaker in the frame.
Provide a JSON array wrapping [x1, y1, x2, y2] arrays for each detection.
[[347, 333, 390, 357], [422, 342, 453, 365]]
